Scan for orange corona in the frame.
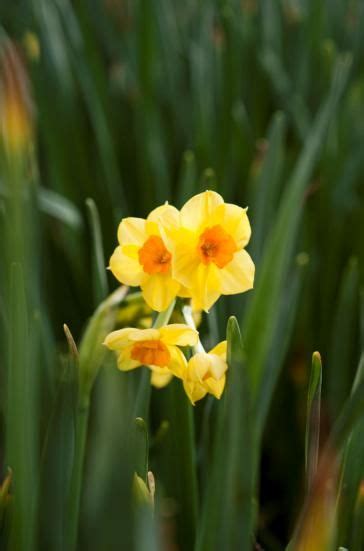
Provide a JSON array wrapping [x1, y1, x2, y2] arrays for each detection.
[[138, 236, 172, 274], [130, 339, 171, 367], [198, 225, 237, 268]]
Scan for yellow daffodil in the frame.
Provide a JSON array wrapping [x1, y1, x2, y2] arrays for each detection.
[[167, 190, 255, 311], [109, 204, 182, 312], [183, 341, 227, 404], [103, 324, 198, 385]]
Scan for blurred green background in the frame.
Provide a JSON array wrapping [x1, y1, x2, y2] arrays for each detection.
[[1, 1, 364, 550]]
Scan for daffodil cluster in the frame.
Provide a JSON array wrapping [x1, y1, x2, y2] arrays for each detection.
[[104, 191, 254, 404]]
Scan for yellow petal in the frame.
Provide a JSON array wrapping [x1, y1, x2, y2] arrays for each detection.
[[167, 345, 188, 379], [147, 204, 180, 230], [150, 368, 173, 388], [117, 217, 147, 246], [117, 344, 141, 371], [127, 328, 160, 341], [212, 203, 251, 248], [208, 354, 228, 380], [177, 285, 192, 298], [187, 353, 210, 382], [159, 324, 198, 346], [209, 340, 227, 359], [180, 190, 223, 231], [205, 375, 226, 399], [220, 249, 255, 295], [141, 274, 180, 312], [109, 245, 144, 286], [190, 263, 222, 312], [170, 236, 200, 288], [103, 328, 137, 350], [183, 380, 207, 405]]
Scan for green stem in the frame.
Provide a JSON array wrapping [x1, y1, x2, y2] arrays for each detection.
[[67, 398, 90, 550]]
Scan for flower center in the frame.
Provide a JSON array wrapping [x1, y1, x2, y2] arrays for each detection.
[[130, 339, 171, 367], [138, 235, 172, 274], [198, 225, 237, 268]]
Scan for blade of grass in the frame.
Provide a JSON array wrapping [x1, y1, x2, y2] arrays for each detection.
[[86, 198, 108, 306], [197, 317, 254, 551], [243, 54, 352, 398], [305, 351, 322, 491]]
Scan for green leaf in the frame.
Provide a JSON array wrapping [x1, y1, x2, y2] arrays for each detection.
[[243, 55, 352, 398], [305, 351, 322, 491], [197, 317, 255, 551], [86, 198, 108, 307]]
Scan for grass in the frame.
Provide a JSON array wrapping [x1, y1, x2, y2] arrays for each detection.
[[1, 1, 364, 549]]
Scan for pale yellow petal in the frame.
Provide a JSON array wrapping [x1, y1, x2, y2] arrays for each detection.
[[117, 344, 141, 371], [150, 368, 173, 388], [167, 345, 188, 379], [180, 190, 223, 231], [220, 249, 255, 295], [159, 324, 198, 346], [127, 328, 160, 341], [183, 380, 207, 405], [109, 245, 144, 286], [212, 203, 251, 248], [187, 353, 210, 382], [117, 217, 147, 246], [141, 274, 180, 312], [209, 340, 227, 359], [190, 263, 222, 312], [147, 204, 180, 230], [205, 375, 226, 399], [103, 328, 136, 350], [208, 354, 228, 380]]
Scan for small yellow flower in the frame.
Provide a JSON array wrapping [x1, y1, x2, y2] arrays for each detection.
[[167, 190, 255, 311], [183, 341, 228, 404], [104, 324, 198, 386], [109, 204, 182, 312]]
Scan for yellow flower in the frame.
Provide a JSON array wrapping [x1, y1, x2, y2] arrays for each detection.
[[183, 341, 227, 404], [103, 324, 198, 386], [167, 190, 255, 311], [109, 204, 182, 312]]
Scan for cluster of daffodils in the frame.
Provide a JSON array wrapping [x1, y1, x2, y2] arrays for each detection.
[[104, 191, 254, 404]]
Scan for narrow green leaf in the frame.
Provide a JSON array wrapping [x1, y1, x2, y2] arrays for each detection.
[[38, 187, 83, 230], [177, 150, 197, 207], [305, 351, 322, 491], [134, 418, 149, 482], [86, 198, 108, 306], [197, 317, 254, 551], [243, 55, 352, 397]]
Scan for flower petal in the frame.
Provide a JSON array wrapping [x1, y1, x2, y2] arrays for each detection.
[[117, 217, 147, 246], [159, 324, 198, 346], [116, 344, 141, 371], [141, 274, 180, 312], [208, 354, 228, 380], [209, 340, 227, 359], [187, 353, 210, 382], [127, 328, 160, 341], [150, 368, 173, 388], [180, 190, 223, 231], [190, 263, 222, 312], [147, 204, 180, 230], [205, 375, 226, 399], [103, 328, 137, 350], [167, 345, 188, 379], [109, 245, 144, 286], [220, 249, 255, 295], [183, 380, 207, 405], [212, 203, 251, 248]]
